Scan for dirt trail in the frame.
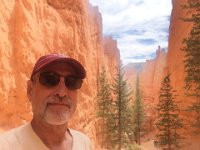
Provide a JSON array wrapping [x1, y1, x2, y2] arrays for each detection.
[[141, 140, 159, 150], [141, 139, 200, 150]]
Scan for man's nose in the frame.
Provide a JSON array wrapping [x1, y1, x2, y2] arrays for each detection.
[[54, 78, 69, 97]]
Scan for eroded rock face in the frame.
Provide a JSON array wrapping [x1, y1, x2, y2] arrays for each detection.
[[168, 0, 200, 139], [47, 0, 77, 9], [0, 0, 120, 147], [103, 36, 120, 79]]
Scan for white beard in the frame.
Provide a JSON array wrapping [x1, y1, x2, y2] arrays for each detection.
[[44, 105, 72, 125]]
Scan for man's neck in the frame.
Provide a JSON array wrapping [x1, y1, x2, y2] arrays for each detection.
[[31, 118, 73, 150]]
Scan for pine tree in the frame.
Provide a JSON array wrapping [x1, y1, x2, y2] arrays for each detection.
[[181, 0, 200, 134], [155, 74, 183, 150], [110, 63, 132, 150], [96, 66, 113, 148], [132, 76, 146, 145]]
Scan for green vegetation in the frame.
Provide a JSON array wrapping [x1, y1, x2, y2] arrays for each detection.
[[155, 74, 183, 150], [110, 63, 133, 149], [96, 66, 113, 148], [132, 76, 146, 145], [97, 64, 140, 149], [97, 64, 149, 149]]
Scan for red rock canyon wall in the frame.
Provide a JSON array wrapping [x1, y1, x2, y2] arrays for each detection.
[[168, 0, 199, 138]]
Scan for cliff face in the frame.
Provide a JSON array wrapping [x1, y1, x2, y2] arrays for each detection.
[[102, 36, 120, 78], [168, 0, 199, 137], [0, 0, 120, 147]]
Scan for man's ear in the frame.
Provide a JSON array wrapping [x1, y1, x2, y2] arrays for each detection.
[[27, 80, 33, 102]]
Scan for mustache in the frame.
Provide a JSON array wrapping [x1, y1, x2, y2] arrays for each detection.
[[45, 95, 72, 106]]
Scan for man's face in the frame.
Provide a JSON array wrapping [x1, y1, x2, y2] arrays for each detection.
[[27, 62, 79, 125]]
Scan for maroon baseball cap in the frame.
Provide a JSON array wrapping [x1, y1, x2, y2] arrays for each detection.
[[30, 53, 86, 79]]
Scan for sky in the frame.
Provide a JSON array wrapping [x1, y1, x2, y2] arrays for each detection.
[[89, 0, 172, 65]]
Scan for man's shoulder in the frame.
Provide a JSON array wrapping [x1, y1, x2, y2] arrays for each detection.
[[0, 123, 27, 138], [0, 123, 49, 150], [0, 123, 29, 149]]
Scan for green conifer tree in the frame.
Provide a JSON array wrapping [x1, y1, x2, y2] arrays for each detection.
[[96, 66, 113, 148], [110, 63, 132, 150], [155, 74, 183, 150], [132, 76, 146, 145], [181, 0, 200, 134]]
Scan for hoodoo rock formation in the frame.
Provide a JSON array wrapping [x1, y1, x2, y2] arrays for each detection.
[[0, 0, 120, 148]]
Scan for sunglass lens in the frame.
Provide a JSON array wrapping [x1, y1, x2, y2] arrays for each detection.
[[65, 76, 82, 90], [39, 72, 60, 87]]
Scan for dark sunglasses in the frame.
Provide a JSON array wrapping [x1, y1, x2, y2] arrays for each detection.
[[39, 72, 83, 90]]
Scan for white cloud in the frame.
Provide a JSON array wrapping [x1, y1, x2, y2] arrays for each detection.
[[89, 0, 172, 65]]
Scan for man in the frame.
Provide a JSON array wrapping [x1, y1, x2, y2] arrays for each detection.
[[0, 53, 92, 150]]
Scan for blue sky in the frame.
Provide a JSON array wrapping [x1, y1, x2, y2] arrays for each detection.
[[89, 0, 172, 65]]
